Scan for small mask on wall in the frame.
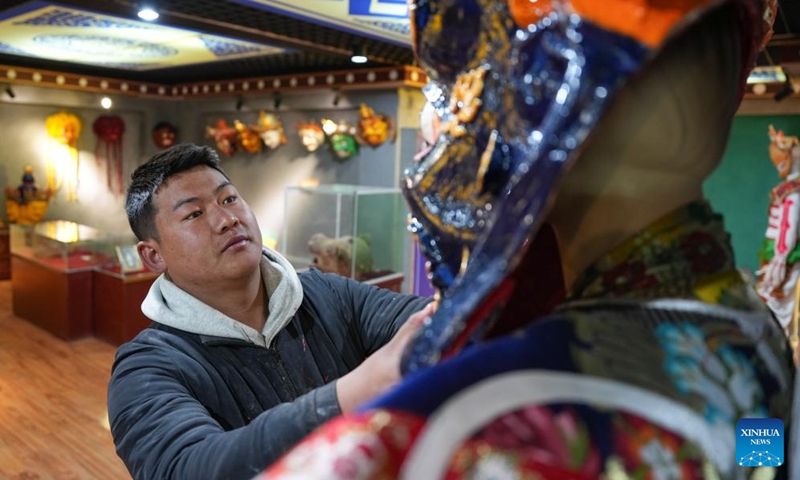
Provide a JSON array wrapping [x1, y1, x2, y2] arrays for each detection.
[[252, 111, 287, 151], [206, 119, 238, 157], [234, 120, 263, 154], [152, 121, 177, 150], [356, 103, 396, 148], [322, 119, 359, 161], [297, 121, 326, 153]]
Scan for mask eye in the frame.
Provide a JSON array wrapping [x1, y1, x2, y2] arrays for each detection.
[[508, 0, 554, 29]]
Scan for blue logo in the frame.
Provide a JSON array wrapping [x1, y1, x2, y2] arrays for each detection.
[[736, 418, 784, 467]]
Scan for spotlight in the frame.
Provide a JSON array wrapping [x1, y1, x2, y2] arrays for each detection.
[[137, 7, 159, 21], [332, 89, 342, 107], [235, 96, 245, 111], [273, 92, 282, 110], [4, 85, 15, 99], [101, 96, 112, 109], [350, 45, 367, 64]]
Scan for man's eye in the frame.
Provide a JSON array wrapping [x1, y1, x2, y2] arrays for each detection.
[[185, 210, 202, 220], [223, 196, 238, 204]]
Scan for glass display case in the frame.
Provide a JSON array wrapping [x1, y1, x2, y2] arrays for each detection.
[[10, 220, 115, 272], [281, 185, 407, 290]]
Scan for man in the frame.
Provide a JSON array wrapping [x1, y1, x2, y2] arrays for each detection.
[[107, 143, 432, 480], [262, 0, 796, 478]]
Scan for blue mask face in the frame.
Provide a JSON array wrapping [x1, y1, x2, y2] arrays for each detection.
[[401, 0, 770, 372]]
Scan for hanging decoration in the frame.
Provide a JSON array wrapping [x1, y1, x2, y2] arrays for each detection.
[[297, 121, 326, 153], [45, 111, 81, 202], [322, 119, 359, 161], [356, 103, 396, 148], [152, 121, 177, 150], [206, 119, 238, 157], [234, 120, 263, 154], [252, 111, 287, 151], [92, 115, 126, 196]]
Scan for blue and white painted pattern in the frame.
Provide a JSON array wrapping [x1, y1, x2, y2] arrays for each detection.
[[33, 35, 178, 58], [199, 36, 272, 58], [0, 41, 31, 56], [14, 9, 148, 29]]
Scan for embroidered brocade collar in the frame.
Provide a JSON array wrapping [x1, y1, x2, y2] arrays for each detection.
[[567, 201, 760, 310]]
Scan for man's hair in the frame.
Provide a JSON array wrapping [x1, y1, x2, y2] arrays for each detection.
[[126, 143, 229, 241]]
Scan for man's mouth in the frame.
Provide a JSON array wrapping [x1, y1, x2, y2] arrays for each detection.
[[222, 234, 249, 252]]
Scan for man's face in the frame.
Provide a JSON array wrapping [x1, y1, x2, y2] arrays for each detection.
[[145, 165, 263, 288]]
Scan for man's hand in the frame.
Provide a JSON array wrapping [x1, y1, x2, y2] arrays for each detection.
[[335, 302, 436, 413]]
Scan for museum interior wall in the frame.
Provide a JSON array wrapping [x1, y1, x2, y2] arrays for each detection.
[[1, 83, 799, 293]]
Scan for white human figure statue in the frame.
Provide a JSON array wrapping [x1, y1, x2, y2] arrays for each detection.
[[758, 124, 800, 361]]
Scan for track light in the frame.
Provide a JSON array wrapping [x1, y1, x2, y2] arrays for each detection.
[[273, 92, 282, 110], [332, 89, 342, 107], [4, 84, 15, 99], [235, 96, 245, 111], [350, 45, 367, 64]]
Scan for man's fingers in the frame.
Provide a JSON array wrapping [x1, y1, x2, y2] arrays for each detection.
[[408, 302, 436, 327]]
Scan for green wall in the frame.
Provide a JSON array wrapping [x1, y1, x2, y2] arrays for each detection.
[[704, 114, 800, 273]]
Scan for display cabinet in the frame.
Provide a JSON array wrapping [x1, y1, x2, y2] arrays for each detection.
[[9, 220, 108, 340], [91, 234, 157, 345], [0, 226, 9, 280], [282, 184, 407, 292]]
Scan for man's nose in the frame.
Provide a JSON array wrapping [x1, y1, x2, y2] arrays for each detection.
[[212, 204, 239, 232]]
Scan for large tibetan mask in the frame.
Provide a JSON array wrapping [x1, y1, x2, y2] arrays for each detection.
[[402, 0, 777, 372]]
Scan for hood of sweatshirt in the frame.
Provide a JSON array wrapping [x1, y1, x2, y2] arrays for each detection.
[[141, 246, 304, 347]]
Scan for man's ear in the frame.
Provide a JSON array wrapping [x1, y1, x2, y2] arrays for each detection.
[[138, 240, 166, 273]]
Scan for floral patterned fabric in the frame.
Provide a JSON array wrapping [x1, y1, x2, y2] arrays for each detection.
[[259, 202, 794, 479]]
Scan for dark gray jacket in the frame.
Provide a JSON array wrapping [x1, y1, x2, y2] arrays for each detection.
[[107, 268, 429, 480]]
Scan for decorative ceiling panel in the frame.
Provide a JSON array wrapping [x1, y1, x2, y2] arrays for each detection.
[[231, 0, 410, 46], [0, 2, 285, 71]]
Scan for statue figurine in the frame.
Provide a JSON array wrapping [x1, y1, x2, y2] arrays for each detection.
[[5, 165, 52, 225], [260, 0, 795, 478], [757, 124, 800, 361], [307, 233, 372, 281], [18, 164, 36, 204]]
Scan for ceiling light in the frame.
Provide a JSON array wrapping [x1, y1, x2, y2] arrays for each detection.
[[350, 46, 367, 64], [101, 97, 113, 109], [137, 7, 159, 21]]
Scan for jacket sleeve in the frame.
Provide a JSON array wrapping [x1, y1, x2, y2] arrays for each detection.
[[312, 269, 433, 355], [108, 337, 340, 480]]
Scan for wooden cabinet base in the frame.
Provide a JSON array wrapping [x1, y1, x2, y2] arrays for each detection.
[[93, 270, 156, 346], [0, 230, 9, 280], [11, 254, 92, 340]]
